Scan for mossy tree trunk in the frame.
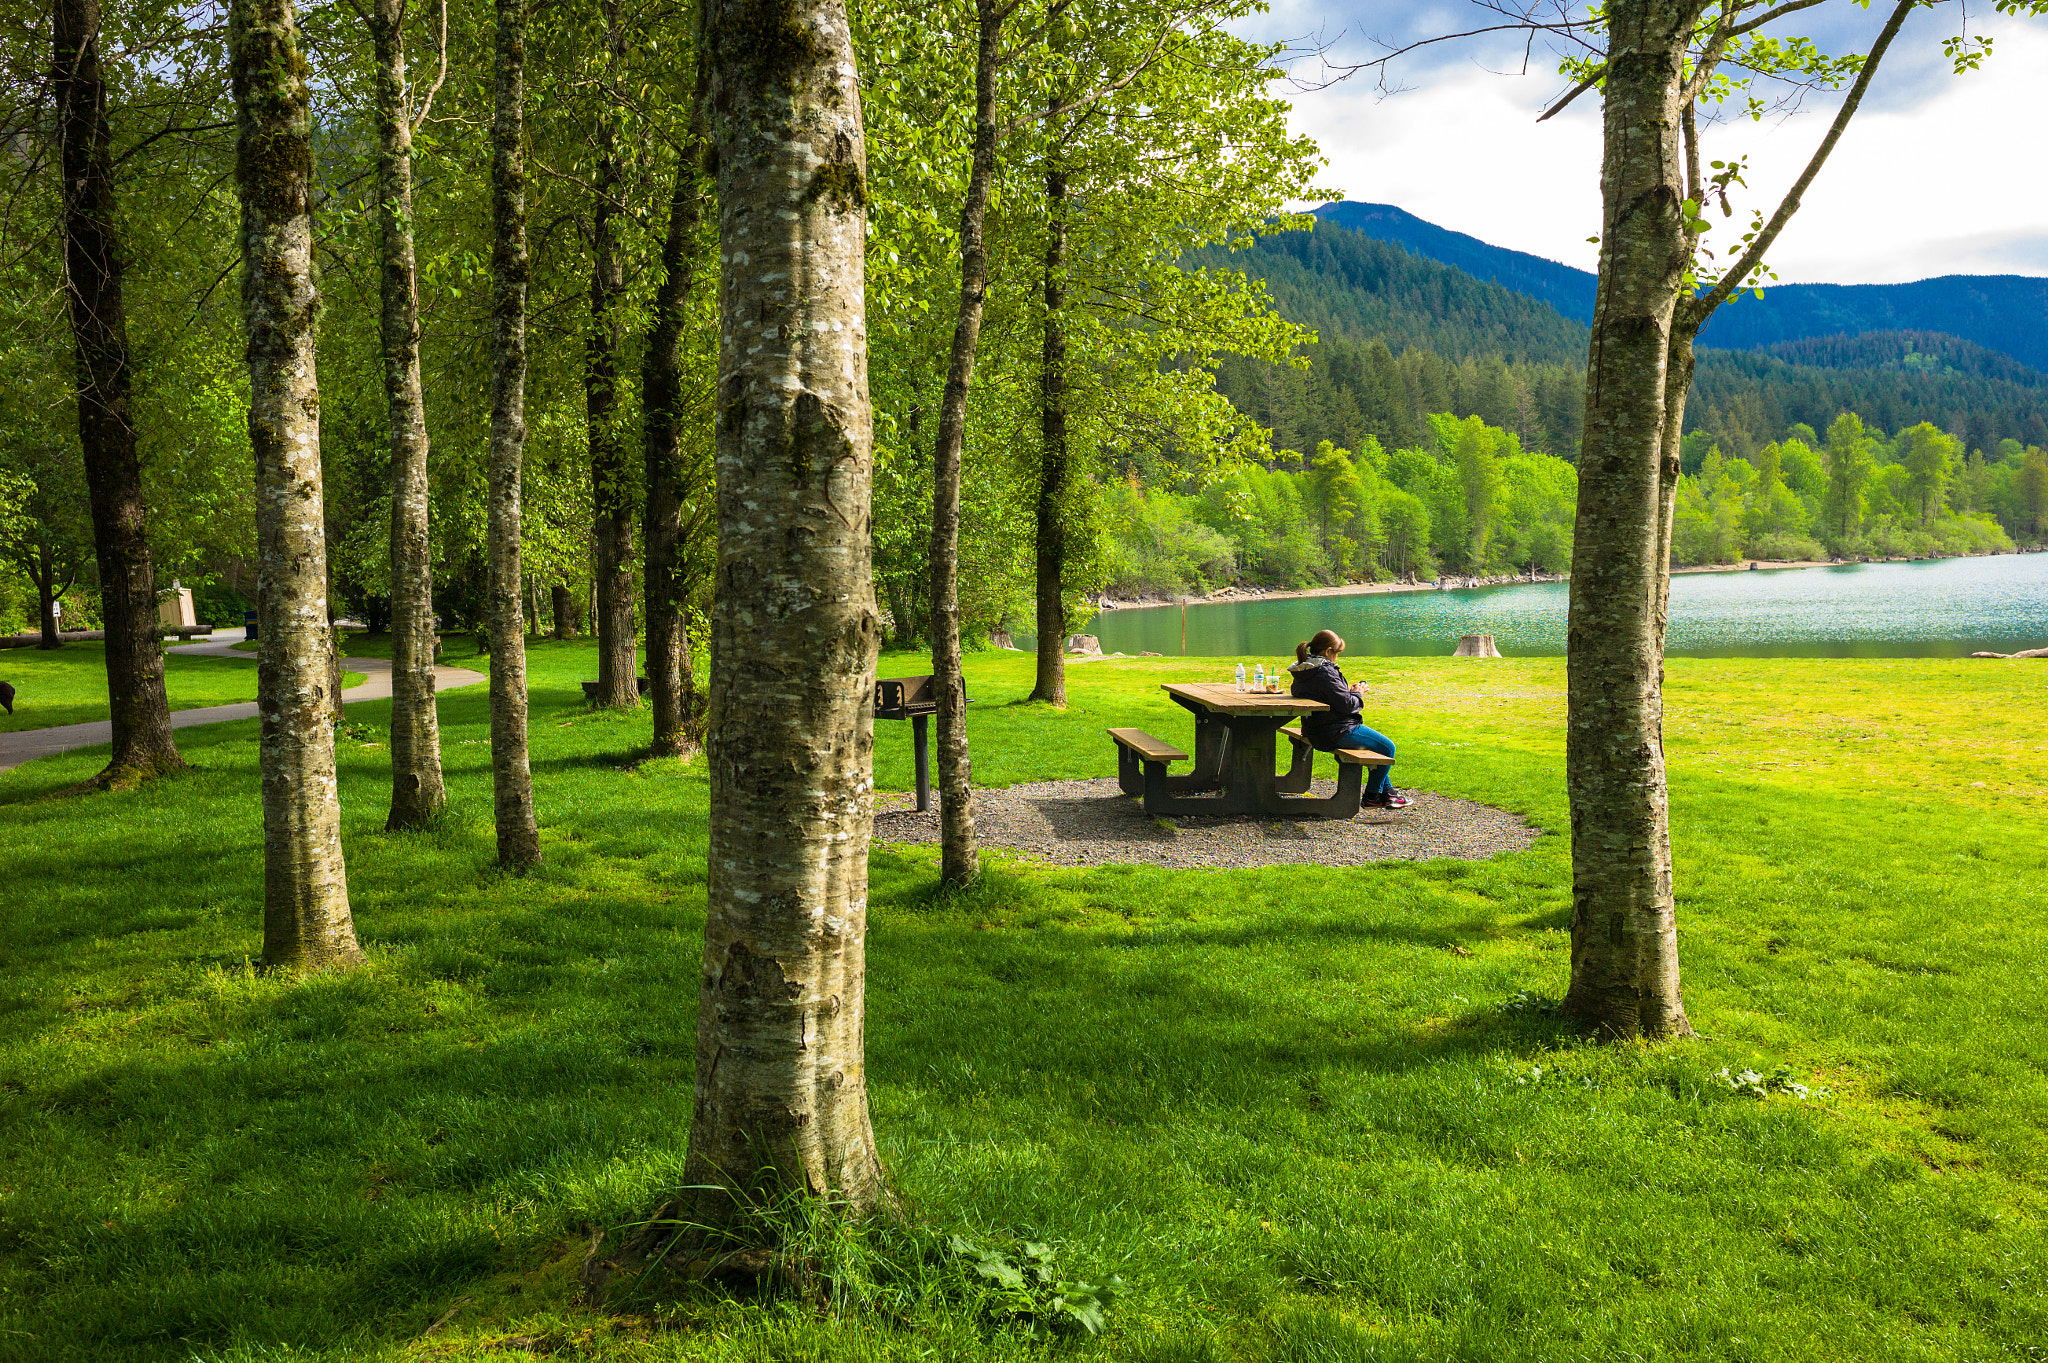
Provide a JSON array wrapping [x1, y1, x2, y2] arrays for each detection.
[[54, 0, 184, 784], [1028, 153, 1069, 707], [678, 0, 889, 1229], [232, 0, 361, 971], [588, 0, 638, 711], [1564, 0, 1915, 1040], [487, 0, 541, 870], [929, 0, 1005, 889], [643, 102, 709, 758], [369, 0, 446, 830]]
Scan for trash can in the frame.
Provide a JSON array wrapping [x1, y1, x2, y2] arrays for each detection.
[[244, 609, 259, 641]]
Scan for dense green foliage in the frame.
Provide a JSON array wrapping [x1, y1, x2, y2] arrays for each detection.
[[1673, 418, 2029, 564], [5, 645, 2047, 1359], [1104, 414, 1577, 595]]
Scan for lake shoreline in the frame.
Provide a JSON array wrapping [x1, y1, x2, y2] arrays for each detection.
[[1088, 548, 2036, 615]]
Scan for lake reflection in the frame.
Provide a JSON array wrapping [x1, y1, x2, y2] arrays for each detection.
[[1019, 554, 2048, 658]]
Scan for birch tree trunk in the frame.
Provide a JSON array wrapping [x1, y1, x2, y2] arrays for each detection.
[[929, 0, 1004, 888], [54, 0, 185, 785], [1560, 0, 1698, 1039], [643, 119, 709, 757], [487, 0, 541, 870], [232, 0, 361, 972], [370, 0, 446, 830], [679, 0, 888, 1228], [1028, 156, 1069, 707], [588, 0, 638, 710]]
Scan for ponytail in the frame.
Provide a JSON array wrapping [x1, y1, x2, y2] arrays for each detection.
[[1300, 629, 1344, 663]]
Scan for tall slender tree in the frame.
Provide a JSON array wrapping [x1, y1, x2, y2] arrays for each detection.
[[1558, 0, 1924, 1036], [54, 0, 185, 786], [369, 0, 446, 829], [928, 0, 1013, 889], [642, 101, 710, 758], [487, 0, 541, 870], [1027, 146, 1069, 706], [232, 0, 360, 971], [588, 0, 639, 709], [678, 0, 889, 1229]]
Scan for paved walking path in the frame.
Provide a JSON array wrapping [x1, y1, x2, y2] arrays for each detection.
[[0, 630, 487, 774]]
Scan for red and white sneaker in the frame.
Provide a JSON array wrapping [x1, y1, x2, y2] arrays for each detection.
[[1364, 791, 1414, 810]]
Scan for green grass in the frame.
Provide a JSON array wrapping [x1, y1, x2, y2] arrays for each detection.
[[1, 644, 2044, 1360], [0, 642, 364, 733]]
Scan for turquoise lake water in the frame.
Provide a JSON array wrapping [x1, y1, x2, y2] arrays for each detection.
[[1020, 553, 2048, 658]]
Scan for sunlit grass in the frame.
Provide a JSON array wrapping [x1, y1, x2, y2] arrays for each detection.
[[0, 641, 363, 733], [1, 643, 2043, 1359]]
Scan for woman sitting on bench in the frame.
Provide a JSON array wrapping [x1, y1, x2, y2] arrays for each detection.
[[1286, 629, 1411, 809]]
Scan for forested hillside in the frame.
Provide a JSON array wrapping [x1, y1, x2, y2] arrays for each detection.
[[1309, 199, 2048, 372], [1211, 219, 2048, 465], [1310, 201, 1599, 322]]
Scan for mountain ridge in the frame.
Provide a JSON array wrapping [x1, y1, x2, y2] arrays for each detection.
[[1309, 200, 2048, 372]]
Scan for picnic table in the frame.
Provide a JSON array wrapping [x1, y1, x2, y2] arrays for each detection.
[[1106, 681, 1390, 820]]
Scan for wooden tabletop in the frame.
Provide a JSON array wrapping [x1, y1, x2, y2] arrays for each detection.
[[1162, 681, 1328, 717]]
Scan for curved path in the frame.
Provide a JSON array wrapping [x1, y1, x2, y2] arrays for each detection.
[[0, 630, 486, 774]]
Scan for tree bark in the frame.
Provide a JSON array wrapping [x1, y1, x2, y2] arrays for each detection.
[[54, 0, 184, 782], [370, 0, 445, 830], [1028, 156, 1069, 707], [679, 0, 888, 1230], [487, 0, 541, 870], [928, 0, 1004, 888], [643, 110, 709, 757], [1562, 0, 1914, 1040], [32, 546, 66, 648], [588, 0, 637, 710], [232, 0, 361, 972], [551, 581, 577, 638], [1560, 0, 1698, 1040]]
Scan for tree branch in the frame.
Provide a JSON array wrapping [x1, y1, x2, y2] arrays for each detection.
[[410, 0, 449, 134], [1693, 0, 1913, 320], [1727, 0, 1828, 39]]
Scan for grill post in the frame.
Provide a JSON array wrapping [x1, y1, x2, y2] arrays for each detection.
[[913, 712, 930, 812]]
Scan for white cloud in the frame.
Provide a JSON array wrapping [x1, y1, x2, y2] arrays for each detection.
[[1265, 12, 2048, 285]]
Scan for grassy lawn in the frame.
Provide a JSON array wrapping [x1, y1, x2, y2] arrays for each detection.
[[0, 643, 2043, 1360], [0, 643, 364, 734]]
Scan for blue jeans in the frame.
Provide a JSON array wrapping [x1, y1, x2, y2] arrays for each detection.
[[1325, 723, 1395, 797]]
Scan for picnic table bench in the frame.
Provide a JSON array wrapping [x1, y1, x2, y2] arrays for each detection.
[[1107, 681, 1391, 820]]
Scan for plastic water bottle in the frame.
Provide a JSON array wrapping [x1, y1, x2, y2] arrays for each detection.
[[1234, 662, 1246, 692], [1253, 663, 1265, 692]]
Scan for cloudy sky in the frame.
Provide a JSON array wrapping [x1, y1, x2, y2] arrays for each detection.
[[1236, 2, 2048, 285]]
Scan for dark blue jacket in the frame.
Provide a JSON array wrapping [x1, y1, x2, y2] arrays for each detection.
[[1288, 656, 1362, 748]]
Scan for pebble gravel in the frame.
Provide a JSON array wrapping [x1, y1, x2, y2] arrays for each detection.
[[873, 777, 1542, 870]]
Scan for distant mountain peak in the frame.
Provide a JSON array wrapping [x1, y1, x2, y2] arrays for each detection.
[[1310, 202, 1597, 324], [1309, 200, 2048, 372]]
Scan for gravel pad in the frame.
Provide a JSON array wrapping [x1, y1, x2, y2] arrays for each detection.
[[874, 777, 1540, 870]]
